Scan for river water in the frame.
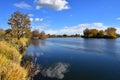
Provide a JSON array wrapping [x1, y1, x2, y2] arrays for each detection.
[[25, 38, 120, 80]]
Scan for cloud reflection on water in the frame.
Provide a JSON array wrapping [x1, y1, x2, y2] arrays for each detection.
[[41, 62, 69, 79]]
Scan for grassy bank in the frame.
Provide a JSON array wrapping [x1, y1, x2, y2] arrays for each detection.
[[0, 38, 29, 80]]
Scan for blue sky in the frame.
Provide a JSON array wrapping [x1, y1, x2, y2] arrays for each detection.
[[1, 0, 120, 34]]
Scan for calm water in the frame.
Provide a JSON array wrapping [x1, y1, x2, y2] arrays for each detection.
[[25, 38, 120, 80]]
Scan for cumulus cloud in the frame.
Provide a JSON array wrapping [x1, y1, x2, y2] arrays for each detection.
[[42, 62, 69, 79], [29, 18, 43, 22], [45, 23, 109, 35], [45, 22, 120, 35], [14, 2, 32, 9], [35, 0, 70, 11]]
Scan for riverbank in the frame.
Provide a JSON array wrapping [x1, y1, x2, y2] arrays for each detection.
[[0, 37, 39, 80]]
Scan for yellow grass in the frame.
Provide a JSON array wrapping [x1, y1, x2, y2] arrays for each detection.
[[0, 39, 30, 80], [16, 38, 29, 47], [0, 54, 28, 80], [0, 41, 21, 62]]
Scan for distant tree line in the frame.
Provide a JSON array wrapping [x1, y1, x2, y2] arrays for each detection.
[[82, 28, 118, 38], [47, 34, 80, 38]]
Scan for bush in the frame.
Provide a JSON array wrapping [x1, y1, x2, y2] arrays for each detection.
[[0, 41, 21, 62], [16, 38, 29, 47], [21, 56, 40, 78], [0, 54, 28, 80]]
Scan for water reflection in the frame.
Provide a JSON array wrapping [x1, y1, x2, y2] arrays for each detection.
[[26, 47, 44, 57], [31, 39, 46, 47], [82, 38, 120, 58], [41, 62, 69, 79], [104, 39, 118, 56], [25, 39, 46, 57]]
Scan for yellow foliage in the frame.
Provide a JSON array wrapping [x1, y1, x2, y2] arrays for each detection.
[[16, 38, 29, 47], [0, 55, 28, 80], [0, 38, 30, 80], [0, 41, 21, 62]]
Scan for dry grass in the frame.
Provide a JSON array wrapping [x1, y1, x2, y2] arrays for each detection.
[[16, 38, 29, 47], [0, 41, 21, 63], [0, 39, 30, 80], [0, 54, 28, 80]]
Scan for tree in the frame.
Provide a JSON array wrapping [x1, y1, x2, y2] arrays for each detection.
[[8, 11, 31, 39], [32, 30, 40, 39], [83, 28, 90, 37], [105, 28, 117, 38], [39, 31, 46, 39], [90, 29, 98, 37], [5, 29, 12, 34], [83, 28, 98, 38], [25, 27, 32, 38], [97, 30, 104, 38], [0, 29, 5, 39], [74, 34, 80, 37], [63, 34, 67, 37], [4, 29, 12, 40]]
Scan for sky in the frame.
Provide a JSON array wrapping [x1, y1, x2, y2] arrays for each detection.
[[1, 0, 120, 35]]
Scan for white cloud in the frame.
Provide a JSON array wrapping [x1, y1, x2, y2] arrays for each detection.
[[29, 18, 34, 22], [45, 29, 58, 34], [45, 23, 120, 35], [35, 18, 43, 22], [28, 14, 43, 22], [35, 0, 70, 11], [14, 2, 32, 9], [29, 18, 43, 22], [116, 28, 120, 34], [42, 62, 69, 79], [116, 18, 120, 20], [32, 23, 49, 31], [28, 14, 34, 17]]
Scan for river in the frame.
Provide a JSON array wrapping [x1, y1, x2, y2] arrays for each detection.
[[25, 38, 120, 80]]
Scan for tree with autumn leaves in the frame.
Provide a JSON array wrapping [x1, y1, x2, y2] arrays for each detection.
[[8, 11, 31, 40], [83, 28, 117, 38], [105, 28, 117, 38], [32, 29, 47, 39]]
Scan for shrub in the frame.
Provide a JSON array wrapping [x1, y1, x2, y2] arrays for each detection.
[[21, 56, 40, 78], [16, 38, 29, 47], [0, 41, 21, 62], [0, 54, 28, 80]]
